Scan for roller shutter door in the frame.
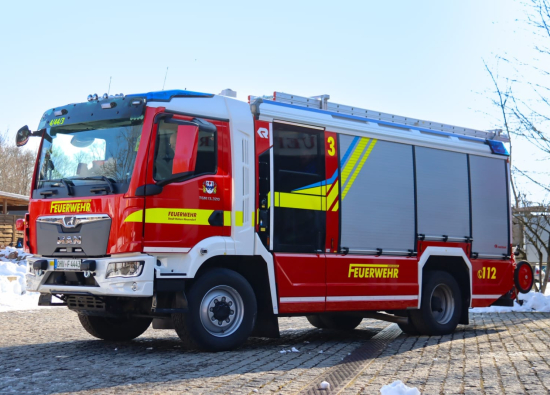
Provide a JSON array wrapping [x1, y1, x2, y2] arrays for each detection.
[[339, 135, 415, 252]]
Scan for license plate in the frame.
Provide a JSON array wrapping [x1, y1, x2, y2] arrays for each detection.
[[55, 259, 82, 270]]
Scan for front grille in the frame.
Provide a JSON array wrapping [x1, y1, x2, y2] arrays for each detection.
[[66, 295, 105, 311]]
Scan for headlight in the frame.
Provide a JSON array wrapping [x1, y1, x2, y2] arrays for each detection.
[[105, 261, 144, 279]]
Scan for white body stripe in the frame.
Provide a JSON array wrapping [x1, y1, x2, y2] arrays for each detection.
[[472, 295, 502, 299], [144, 247, 190, 253], [327, 295, 418, 302], [280, 297, 325, 303]]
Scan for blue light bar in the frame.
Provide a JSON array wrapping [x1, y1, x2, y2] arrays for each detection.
[[485, 140, 509, 156], [126, 89, 213, 102]]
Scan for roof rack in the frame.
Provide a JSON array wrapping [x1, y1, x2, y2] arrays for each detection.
[[249, 92, 509, 142]]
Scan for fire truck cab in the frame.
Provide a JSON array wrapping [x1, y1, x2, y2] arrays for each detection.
[[19, 89, 532, 351]]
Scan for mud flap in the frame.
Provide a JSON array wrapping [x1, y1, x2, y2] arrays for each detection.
[[250, 312, 280, 338], [459, 296, 470, 325]]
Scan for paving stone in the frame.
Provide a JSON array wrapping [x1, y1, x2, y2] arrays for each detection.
[[1, 309, 550, 394]]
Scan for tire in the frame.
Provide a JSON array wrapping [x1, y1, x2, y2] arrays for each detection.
[[410, 271, 462, 336], [172, 268, 257, 352], [306, 315, 327, 329], [397, 315, 420, 335], [320, 314, 363, 330], [78, 314, 152, 341]]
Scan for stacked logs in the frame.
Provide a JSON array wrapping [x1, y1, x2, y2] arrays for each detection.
[[0, 215, 24, 247]]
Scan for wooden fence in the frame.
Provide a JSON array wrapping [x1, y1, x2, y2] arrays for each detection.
[[0, 215, 24, 247]]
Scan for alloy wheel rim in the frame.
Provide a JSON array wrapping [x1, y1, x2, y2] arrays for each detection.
[[430, 283, 455, 325], [199, 285, 244, 337]]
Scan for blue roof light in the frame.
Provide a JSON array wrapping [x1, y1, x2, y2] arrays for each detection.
[[485, 140, 509, 156], [126, 89, 213, 102]]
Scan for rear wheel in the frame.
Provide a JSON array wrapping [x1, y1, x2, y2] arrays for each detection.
[[410, 271, 462, 336], [78, 314, 152, 341], [306, 315, 327, 329], [397, 315, 420, 335], [172, 268, 257, 352], [321, 314, 363, 330]]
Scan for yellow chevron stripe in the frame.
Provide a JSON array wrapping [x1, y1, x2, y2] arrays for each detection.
[[332, 200, 339, 211], [327, 180, 339, 209], [275, 192, 325, 211], [342, 139, 377, 199], [291, 186, 324, 195], [340, 138, 370, 188]]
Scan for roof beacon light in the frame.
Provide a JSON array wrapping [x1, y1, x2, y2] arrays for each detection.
[[92, 93, 98, 101], [219, 88, 237, 98], [101, 102, 116, 109], [87, 94, 93, 102], [102, 93, 109, 100]]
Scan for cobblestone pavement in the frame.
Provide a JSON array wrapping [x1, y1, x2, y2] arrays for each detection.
[[0, 309, 549, 394]]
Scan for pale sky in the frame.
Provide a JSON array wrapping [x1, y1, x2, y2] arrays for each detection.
[[0, 0, 546, 201]]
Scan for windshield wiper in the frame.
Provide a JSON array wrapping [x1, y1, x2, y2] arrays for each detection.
[[68, 176, 115, 194], [40, 178, 74, 196]]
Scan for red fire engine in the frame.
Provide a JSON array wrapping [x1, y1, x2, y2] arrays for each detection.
[[16, 90, 533, 351]]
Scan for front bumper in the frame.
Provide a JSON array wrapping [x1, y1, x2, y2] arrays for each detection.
[[25, 254, 155, 297]]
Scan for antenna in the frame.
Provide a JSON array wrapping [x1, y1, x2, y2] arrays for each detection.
[[162, 67, 169, 91], [107, 76, 112, 95]]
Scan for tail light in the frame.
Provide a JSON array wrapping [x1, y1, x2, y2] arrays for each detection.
[[24, 213, 30, 253], [15, 219, 25, 231]]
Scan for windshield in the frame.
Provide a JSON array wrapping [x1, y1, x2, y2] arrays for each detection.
[[36, 119, 143, 193]]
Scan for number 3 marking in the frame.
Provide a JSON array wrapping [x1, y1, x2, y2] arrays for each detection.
[[327, 136, 336, 156]]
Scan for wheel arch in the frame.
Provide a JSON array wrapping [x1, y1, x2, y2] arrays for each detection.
[[417, 247, 472, 324], [192, 236, 278, 318]]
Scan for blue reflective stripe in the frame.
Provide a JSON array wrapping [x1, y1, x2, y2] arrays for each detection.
[[127, 89, 213, 101], [264, 100, 487, 143], [340, 136, 359, 166], [292, 169, 339, 192]]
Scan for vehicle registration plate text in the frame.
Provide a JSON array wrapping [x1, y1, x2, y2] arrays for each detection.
[[55, 259, 81, 270]]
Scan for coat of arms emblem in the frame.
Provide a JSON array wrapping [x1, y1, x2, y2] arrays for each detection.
[[203, 180, 217, 194]]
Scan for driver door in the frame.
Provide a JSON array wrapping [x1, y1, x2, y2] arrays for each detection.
[[142, 113, 230, 252]]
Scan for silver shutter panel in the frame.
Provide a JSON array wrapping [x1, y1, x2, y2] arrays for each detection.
[[469, 155, 509, 257], [340, 136, 415, 252], [415, 147, 470, 239]]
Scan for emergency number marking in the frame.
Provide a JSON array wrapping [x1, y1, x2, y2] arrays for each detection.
[[49, 118, 65, 126], [327, 136, 336, 156], [50, 200, 91, 213], [478, 267, 497, 280], [348, 263, 399, 279]]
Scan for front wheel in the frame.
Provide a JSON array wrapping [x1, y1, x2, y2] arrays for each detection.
[[306, 315, 327, 329], [78, 314, 152, 341], [172, 268, 257, 351], [410, 271, 462, 336], [321, 314, 363, 330]]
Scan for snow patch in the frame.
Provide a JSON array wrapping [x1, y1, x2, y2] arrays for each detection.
[[0, 247, 43, 312], [471, 290, 550, 313], [319, 381, 330, 390], [380, 380, 420, 395]]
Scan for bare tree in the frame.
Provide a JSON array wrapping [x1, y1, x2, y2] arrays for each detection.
[[0, 131, 37, 196], [486, 0, 550, 292]]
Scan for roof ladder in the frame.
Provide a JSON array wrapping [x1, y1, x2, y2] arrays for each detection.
[[250, 91, 509, 143]]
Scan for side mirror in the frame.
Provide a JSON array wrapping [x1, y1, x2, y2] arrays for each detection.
[[172, 125, 199, 174], [16, 125, 31, 147]]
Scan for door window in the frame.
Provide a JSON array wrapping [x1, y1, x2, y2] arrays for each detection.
[[273, 123, 326, 252], [153, 119, 217, 183]]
